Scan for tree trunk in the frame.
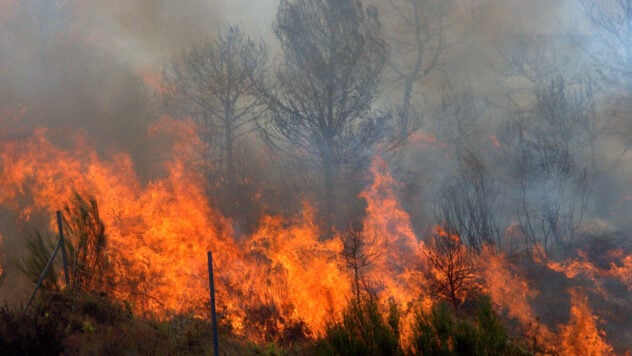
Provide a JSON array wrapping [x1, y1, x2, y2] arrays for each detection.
[[401, 78, 415, 118], [323, 159, 336, 240], [225, 121, 236, 196], [224, 114, 239, 220], [322, 137, 336, 240]]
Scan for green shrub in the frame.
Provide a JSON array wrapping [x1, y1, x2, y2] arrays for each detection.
[[0, 290, 230, 355], [314, 297, 401, 356], [16, 232, 60, 291], [409, 297, 530, 356]]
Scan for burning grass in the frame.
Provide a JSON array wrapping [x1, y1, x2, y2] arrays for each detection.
[[1, 121, 631, 354]]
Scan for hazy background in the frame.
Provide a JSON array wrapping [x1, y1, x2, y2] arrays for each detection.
[[1, 0, 630, 307]]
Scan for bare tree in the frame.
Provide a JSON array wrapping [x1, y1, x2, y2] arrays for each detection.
[[343, 223, 378, 303], [425, 225, 478, 309], [384, 0, 457, 116], [497, 33, 571, 85], [494, 33, 575, 114], [163, 24, 266, 219], [432, 86, 486, 162], [500, 76, 597, 254], [579, 0, 632, 156], [257, 0, 390, 237], [579, 0, 632, 90], [435, 154, 501, 253]]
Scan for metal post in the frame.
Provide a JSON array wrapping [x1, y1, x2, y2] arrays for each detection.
[[57, 211, 70, 287], [207, 251, 219, 356]]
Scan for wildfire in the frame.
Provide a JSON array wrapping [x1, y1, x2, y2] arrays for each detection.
[[241, 205, 351, 337], [558, 289, 614, 356], [0, 231, 3, 279], [360, 156, 431, 342], [0, 117, 417, 340], [361, 156, 428, 307], [0, 115, 628, 351]]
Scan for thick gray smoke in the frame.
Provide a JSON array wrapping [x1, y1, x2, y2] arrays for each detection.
[[0, 3, 630, 345]]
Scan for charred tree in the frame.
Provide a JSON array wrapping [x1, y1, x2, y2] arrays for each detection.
[[257, 0, 390, 238], [435, 154, 501, 253], [385, 0, 456, 117], [432, 87, 486, 163], [500, 77, 597, 254], [579, 0, 632, 157], [163, 24, 266, 223], [343, 223, 377, 302], [425, 225, 478, 309]]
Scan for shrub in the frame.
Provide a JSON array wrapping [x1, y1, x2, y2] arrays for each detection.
[[409, 297, 530, 355], [314, 297, 401, 356]]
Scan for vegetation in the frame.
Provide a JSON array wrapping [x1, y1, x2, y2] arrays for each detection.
[[313, 296, 401, 356], [17, 192, 110, 294], [3, 0, 632, 353], [0, 290, 242, 355], [0, 288, 532, 355], [16, 232, 60, 291], [410, 298, 530, 355], [162, 24, 267, 225], [257, 0, 393, 236]]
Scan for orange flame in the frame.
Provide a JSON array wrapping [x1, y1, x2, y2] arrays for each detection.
[[360, 156, 430, 341], [0, 120, 402, 339], [558, 289, 614, 356], [1, 114, 630, 351]]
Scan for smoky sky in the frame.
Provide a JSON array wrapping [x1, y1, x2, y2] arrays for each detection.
[[0, 0, 589, 101], [0, 0, 628, 217], [1, 0, 631, 320]]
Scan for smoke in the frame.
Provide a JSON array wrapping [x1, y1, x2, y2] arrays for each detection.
[[0, 0, 631, 350], [0, 0, 266, 305]]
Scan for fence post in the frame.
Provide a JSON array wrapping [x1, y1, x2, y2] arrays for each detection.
[[207, 251, 219, 356], [24, 241, 61, 310], [56, 211, 70, 287]]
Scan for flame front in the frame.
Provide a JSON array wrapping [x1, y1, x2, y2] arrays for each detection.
[[0, 115, 627, 352], [559, 289, 614, 356], [0, 117, 354, 339]]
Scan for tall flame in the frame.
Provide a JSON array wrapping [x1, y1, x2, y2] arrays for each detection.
[[0, 114, 627, 351], [558, 289, 614, 356]]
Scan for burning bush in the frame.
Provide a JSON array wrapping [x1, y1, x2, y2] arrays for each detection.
[[425, 225, 479, 309], [18, 192, 111, 294], [62, 192, 110, 293]]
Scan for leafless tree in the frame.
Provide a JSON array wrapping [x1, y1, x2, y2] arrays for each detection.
[[435, 154, 501, 254], [163, 24, 266, 219], [343, 223, 378, 303], [384, 0, 457, 116], [257, 0, 391, 237], [425, 225, 478, 309], [579, 0, 632, 90], [432, 87, 486, 163], [499, 76, 597, 254], [497, 34, 571, 85], [579, 0, 632, 157], [494, 33, 575, 113]]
